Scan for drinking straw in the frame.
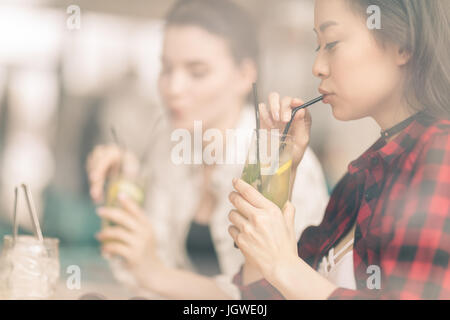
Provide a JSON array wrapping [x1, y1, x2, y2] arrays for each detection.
[[279, 95, 324, 152], [12, 186, 18, 244], [110, 126, 125, 174], [252, 83, 263, 192], [21, 184, 44, 242]]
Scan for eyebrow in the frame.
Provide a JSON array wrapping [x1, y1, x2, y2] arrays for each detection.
[[313, 21, 339, 34]]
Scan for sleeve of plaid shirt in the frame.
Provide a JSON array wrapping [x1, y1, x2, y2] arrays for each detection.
[[233, 130, 450, 300]]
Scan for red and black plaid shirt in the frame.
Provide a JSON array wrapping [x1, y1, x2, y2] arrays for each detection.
[[233, 112, 450, 299]]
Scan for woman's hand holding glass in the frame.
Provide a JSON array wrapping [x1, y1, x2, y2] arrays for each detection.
[[228, 178, 298, 283], [95, 193, 163, 285], [258, 92, 312, 170], [228, 92, 311, 283], [86, 144, 140, 204], [87, 145, 162, 285]]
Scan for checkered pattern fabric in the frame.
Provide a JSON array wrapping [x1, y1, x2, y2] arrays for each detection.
[[233, 112, 450, 300]]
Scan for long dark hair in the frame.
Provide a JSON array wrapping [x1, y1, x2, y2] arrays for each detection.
[[165, 0, 259, 65], [347, 0, 450, 119]]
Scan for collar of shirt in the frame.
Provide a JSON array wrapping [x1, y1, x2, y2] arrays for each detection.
[[347, 112, 433, 175]]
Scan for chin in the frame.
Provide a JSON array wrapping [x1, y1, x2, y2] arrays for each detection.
[[169, 116, 187, 129], [330, 103, 348, 121], [330, 103, 363, 122]]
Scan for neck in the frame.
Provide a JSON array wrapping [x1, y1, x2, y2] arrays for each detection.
[[208, 102, 243, 136], [371, 96, 415, 143], [200, 101, 244, 165]]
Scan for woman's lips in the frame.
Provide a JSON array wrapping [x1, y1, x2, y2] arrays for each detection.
[[322, 94, 335, 104], [319, 88, 335, 104]]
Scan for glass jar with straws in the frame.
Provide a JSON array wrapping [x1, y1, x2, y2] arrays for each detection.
[[0, 184, 60, 299]]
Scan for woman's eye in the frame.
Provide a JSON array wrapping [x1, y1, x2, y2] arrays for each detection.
[[190, 70, 209, 79], [315, 41, 339, 52], [161, 66, 172, 75], [325, 41, 339, 51]]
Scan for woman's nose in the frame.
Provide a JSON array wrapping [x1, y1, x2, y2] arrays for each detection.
[[167, 71, 187, 96], [312, 53, 330, 79]]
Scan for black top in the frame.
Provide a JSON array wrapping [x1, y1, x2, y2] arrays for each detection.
[[185, 221, 221, 277]]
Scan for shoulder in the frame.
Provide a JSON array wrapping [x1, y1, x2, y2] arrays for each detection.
[[414, 117, 450, 165]]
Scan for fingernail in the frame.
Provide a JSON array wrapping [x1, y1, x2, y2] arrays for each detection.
[[232, 178, 237, 185], [283, 111, 291, 122], [275, 111, 280, 121]]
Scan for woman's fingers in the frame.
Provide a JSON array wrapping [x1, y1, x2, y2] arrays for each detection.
[[280, 96, 293, 122], [88, 145, 122, 203], [97, 226, 136, 245], [231, 178, 275, 210], [268, 92, 281, 121], [290, 98, 305, 109], [117, 194, 145, 222], [228, 225, 241, 245], [282, 201, 296, 239], [102, 242, 133, 263], [266, 93, 308, 126], [259, 103, 275, 128], [228, 191, 259, 219], [97, 207, 139, 232], [228, 209, 250, 234]]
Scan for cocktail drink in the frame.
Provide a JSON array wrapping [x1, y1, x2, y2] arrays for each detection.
[[101, 149, 147, 232], [101, 157, 147, 287], [0, 235, 59, 299], [102, 175, 145, 230], [241, 130, 293, 209]]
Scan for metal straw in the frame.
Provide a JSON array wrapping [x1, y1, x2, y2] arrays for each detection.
[[21, 184, 44, 242], [252, 83, 263, 192], [12, 186, 19, 244], [111, 126, 125, 175], [279, 95, 324, 153]]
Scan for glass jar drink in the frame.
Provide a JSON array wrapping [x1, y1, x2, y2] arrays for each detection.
[[102, 174, 146, 230], [241, 130, 294, 209], [0, 185, 60, 299], [101, 149, 147, 232], [0, 235, 60, 299]]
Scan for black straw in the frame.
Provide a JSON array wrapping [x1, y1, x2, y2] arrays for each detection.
[[280, 95, 324, 145]]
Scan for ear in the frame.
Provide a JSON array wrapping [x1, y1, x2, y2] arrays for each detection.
[[236, 58, 258, 96], [395, 46, 412, 66]]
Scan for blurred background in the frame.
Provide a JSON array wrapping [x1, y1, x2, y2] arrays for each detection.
[[0, 0, 379, 295]]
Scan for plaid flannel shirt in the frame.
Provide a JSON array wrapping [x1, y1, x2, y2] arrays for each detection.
[[233, 112, 450, 299]]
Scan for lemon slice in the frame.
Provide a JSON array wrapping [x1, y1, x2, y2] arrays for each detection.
[[276, 159, 292, 176]]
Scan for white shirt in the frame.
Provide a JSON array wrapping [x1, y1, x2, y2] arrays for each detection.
[[317, 238, 357, 290], [110, 107, 330, 299]]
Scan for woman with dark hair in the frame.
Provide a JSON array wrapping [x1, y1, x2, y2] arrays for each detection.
[[228, 0, 450, 299], [86, 0, 329, 299]]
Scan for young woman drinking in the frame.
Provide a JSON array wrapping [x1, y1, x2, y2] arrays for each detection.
[[228, 0, 450, 299], [86, 0, 329, 299]]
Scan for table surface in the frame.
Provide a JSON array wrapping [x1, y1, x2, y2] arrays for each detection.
[[51, 245, 153, 300]]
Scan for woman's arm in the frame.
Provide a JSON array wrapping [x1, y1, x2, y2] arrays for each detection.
[[97, 195, 237, 300], [269, 253, 337, 299], [228, 178, 337, 300]]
